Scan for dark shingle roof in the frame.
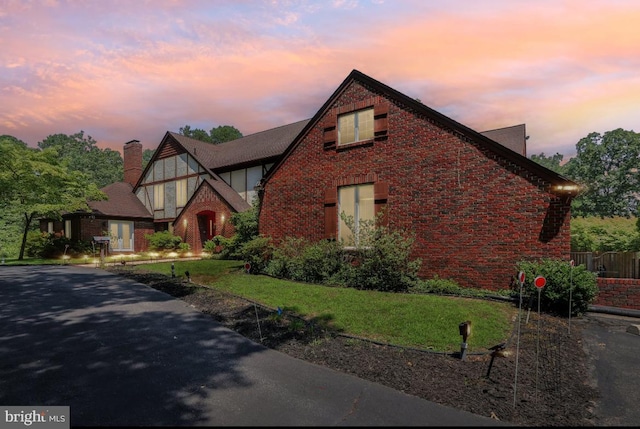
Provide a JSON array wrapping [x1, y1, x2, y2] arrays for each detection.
[[89, 182, 152, 218], [203, 178, 252, 212], [167, 119, 310, 171], [480, 124, 527, 156]]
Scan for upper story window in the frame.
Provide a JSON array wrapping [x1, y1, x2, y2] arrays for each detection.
[[338, 108, 374, 145], [322, 101, 389, 151], [154, 183, 164, 210], [176, 179, 187, 207]]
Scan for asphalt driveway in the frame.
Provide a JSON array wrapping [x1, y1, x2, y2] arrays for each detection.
[[0, 265, 501, 427]]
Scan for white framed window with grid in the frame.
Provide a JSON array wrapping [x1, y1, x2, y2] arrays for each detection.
[[338, 108, 374, 145], [338, 183, 375, 246]]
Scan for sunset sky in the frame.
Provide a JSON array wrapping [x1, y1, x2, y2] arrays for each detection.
[[2, 0, 639, 159]]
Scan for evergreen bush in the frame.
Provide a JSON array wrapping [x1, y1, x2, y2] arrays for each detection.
[[144, 230, 182, 251], [514, 258, 598, 316]]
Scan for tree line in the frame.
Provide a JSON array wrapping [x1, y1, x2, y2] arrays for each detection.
[[529, 128, 640, 218]]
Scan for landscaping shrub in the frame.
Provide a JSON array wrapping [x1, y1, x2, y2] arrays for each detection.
[[24, 231, 91, 258], [333, 214, 422, 292], [236, 235, 273, 274], [265, 237, 344, 283], [409, 275, 464, 295], [213, 198, 259, 259], [514, 258, 598, 316], [144, 230, 182, 251], [177, 242, 191, 254], [25, 231, 57, 258]]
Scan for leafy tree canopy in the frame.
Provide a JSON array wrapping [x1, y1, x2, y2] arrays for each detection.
[[564, 129, 640, 218], [0, 136, 106, 259], [179, 124, 242, 144], [142, 148, 155, 169], [529, 152, 566, 175], [38, 131, 123, 188]]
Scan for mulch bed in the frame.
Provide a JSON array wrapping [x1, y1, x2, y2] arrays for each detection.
[[110, 268, 599, 427]]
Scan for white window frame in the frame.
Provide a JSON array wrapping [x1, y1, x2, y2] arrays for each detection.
[[154, 183, 165, 210], [176, 179, 187, 207], [338, 108, 374, 146], [64, 220, 72, 239], [338, 183, 375, 246], [109, 221, 134, 252]]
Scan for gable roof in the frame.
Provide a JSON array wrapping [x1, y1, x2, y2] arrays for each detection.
[[263, 69, 579, 196], [165, 119, 310, 172], [89, 182, 152, 218], [204, 178, 252, 212], [480, 124, 527, 156]]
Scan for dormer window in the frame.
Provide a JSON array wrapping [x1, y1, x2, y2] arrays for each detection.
[[338, 108, 374, 145]]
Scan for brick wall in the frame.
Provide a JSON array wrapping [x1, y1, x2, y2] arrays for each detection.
[[123, 140, 143, 187], [133, 220, 154, 252], [260, 81, 572, 291], [595, 278, 640, 310], [173, 183, 237, 253]]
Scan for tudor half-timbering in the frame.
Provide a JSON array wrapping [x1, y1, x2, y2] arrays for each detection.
[[43, 121, 309, 253], [257, 70, 579, 290]]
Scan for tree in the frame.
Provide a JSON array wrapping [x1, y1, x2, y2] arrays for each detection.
[[38, 131, 123, 188], [179, 125, 211, 143], [179, 124, 243, 144], [565, 129, 640, 217], [142, 149, 155, 169], [0, 137, 106, 260], [530, 152, 566, 175], [210, 125, 242, 143]]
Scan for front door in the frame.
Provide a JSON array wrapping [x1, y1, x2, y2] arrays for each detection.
[[197, 211, 216, 245]]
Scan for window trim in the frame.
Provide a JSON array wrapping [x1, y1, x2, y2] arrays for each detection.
[[109, 220, 134, 252], [64, 219, 72, 239], [176, 179, 187, 207], [338, 108, 374, 146], [154, 183, 165, 210], [324, 181, 388, 241], [323, 101, 389, 151], [338, 183, 375, 246]]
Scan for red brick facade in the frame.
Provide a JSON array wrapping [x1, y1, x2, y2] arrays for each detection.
[[123, 140, 143, 187], [259, 78, 573, 291], [595, 278, 640, 310], [173, 182, 237, 253]]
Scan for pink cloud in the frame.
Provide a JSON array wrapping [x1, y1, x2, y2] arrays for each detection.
[[1, 0, 639, 160]]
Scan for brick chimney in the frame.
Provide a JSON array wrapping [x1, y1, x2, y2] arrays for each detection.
[[123, 140, 142, 187]]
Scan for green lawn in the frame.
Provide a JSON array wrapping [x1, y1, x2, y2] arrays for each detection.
[[135, 259, 517, 353]]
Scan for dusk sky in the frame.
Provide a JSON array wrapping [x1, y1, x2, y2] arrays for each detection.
[[2, 0, 639, 159]]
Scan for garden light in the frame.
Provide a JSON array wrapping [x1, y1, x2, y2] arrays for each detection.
[[459, 320, 472, 361]]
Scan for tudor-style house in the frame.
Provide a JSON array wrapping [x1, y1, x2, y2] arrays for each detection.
[[41, 69, 578, 290]]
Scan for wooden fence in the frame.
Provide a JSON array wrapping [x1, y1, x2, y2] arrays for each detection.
[[570, 251, 640, 279]]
